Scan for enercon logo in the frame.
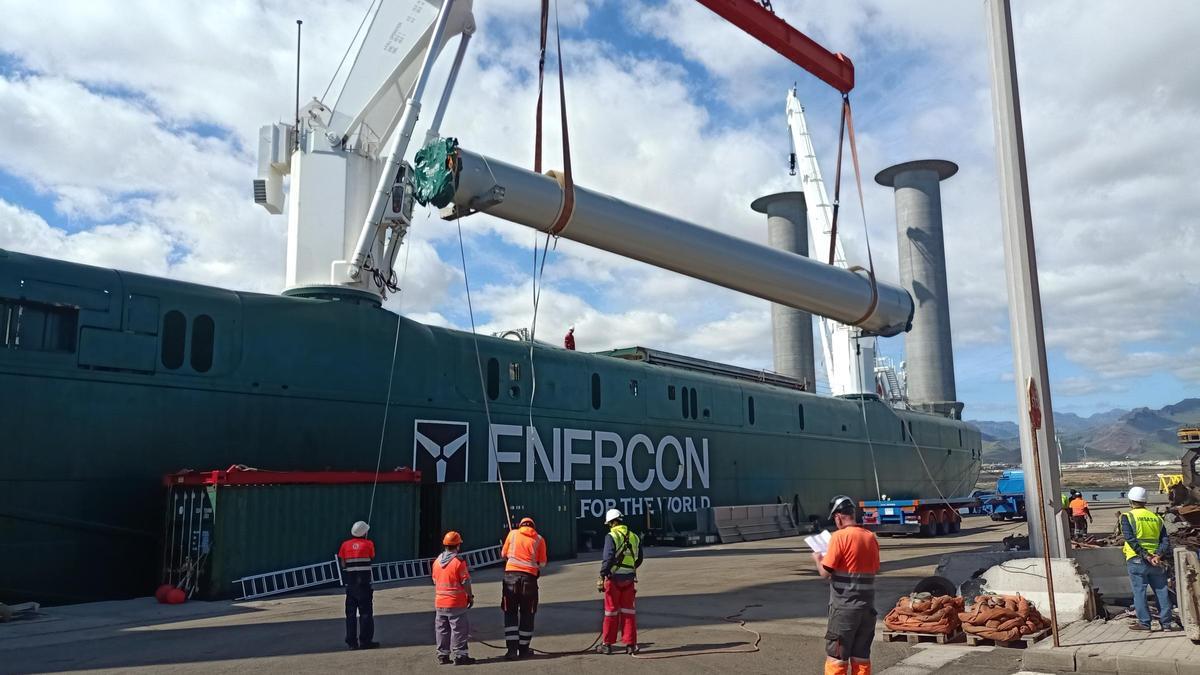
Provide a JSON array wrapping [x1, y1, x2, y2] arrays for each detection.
[[413, 420, 469, 483]]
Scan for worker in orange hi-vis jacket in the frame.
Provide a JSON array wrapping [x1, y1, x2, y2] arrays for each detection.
[[500, 516, 548, 660], [812, 496, 880, 675], [431, 531, 475, 665], [564, 326, 576, 350]]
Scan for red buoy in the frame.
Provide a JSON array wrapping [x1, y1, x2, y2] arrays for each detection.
[[155, 584, 174, 603], [165, 588, 186, 604]]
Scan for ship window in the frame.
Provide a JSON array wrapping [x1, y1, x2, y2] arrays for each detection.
[[689, 387, 698, 420], [748, 396, 756, 425], [190, 314, 215, 373], [958, 429, 963, 447], [161, 310, 186, 369], [667, 385, 676, 400], [629, 379, 639, 397], [1, 300, 78, 352], [509, 362, 520, 381], [901, 421, 907, 441], [681, 387, 689, 417], [591, 372, 602, 410], [486, 358, 499, 400], [798, 404, 805, 430]]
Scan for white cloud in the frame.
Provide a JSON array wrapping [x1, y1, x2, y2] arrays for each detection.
[[0, 0, 1196, 419]]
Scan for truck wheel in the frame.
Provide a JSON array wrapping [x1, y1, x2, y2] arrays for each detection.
[[990, 514, 1004, 522], [936, 515, 949, 536], [949, 517, 962, 534]]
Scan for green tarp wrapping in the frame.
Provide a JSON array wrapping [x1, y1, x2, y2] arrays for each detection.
[[413, 137, 460, 208]]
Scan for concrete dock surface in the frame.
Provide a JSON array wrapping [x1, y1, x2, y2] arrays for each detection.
[[0, 500, 1184, 674]]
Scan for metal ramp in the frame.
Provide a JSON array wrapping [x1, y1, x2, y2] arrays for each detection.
[[234, 545, 505, 601], [712, 504, 800, 543]]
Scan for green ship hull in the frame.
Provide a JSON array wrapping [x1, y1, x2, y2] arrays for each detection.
[[0, 249, 980, 604]]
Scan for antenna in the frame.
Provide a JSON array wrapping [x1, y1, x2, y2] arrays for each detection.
[[295, 19, 303, 151]]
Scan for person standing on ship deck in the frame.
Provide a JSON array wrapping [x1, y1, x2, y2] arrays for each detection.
[[500, 516, 548, 659], [338, 520, 379, 650], [812, 496, 880, 675]]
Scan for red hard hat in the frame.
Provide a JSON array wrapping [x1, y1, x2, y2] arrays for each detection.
[[443, 531, 463, 546]]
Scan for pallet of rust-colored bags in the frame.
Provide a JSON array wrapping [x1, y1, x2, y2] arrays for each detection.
[[882, 594, 965, 644], [959, 594, 1051, 648]]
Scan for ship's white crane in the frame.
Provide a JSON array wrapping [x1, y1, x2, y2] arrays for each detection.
[[785, 88, 879, 396], [254, 0, 476, 298]]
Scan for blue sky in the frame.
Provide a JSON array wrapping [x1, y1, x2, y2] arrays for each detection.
[[0, 0, 1196, 423]]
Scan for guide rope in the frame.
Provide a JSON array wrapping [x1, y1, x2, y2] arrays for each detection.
[[366, 223, 416, 525], [456, 213, 512, 529]]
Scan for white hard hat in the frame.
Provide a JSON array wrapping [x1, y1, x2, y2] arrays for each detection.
[[604, 508, 623, 524], [1128, 486, 1148, 503], [351, 521, 370, 537]]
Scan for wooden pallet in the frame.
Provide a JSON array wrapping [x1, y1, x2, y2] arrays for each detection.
[[881, 628, 964, 645], [963, 627, 1051, 648]]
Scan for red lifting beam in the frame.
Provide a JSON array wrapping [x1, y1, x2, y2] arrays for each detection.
[[693, 0, 855, 94]]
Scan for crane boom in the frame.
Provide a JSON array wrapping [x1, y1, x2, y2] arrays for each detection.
[[785, 87, 877, 395], [692, 0, 854, 93]]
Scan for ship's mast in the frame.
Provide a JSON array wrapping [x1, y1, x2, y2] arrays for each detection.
[[785, 89, 877, 395]]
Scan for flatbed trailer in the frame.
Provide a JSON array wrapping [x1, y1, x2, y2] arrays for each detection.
[[859, 496, 978, 536]]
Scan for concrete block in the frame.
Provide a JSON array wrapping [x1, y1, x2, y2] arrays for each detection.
[[1178, 658, 1200, 675], [1022, 646, 1078, 672], [1073, 547, 1133, 602], [1117, 652, 1177, 675], [978, 557, 1097, 622], [1074, 648, 1119, 673], [935, 550, 1024, 587]]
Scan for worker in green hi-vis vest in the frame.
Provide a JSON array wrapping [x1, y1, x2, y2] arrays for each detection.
[[1121, 487, 1180, 632]]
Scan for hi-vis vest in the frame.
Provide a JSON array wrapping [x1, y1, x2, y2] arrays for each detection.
[[503, 527, 547, 576], [1122, 507, 1164, 561], [609, 525, 640, 575], [431, 554, 470, 609], [338, 537, 375, 573]]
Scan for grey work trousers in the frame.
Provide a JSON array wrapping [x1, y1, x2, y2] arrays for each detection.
[[435, 607, 470, 658]]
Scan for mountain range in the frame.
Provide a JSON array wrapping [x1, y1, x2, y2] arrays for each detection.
[[968, 398, 1200, 463]]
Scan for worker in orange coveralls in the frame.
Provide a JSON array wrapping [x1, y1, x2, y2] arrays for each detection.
[[564, 326, 576, 350], [812, 496, 880, 675]]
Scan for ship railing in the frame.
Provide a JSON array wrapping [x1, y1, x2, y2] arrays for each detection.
[[234, 545, 505, 601]]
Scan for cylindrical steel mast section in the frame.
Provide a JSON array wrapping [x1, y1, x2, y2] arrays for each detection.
[[450, 148, 914, 337], [752, 192, 816, 387], [876, 160, 962, 418]]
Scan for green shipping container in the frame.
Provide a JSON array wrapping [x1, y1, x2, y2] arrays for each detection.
[[423, 482, 577, 561], [163, 470, 420, 600]]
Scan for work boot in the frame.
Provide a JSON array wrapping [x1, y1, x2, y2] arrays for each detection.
[[597, 644, 613, 655], [626, 644, 640, 655], [1161, 622, 1183, 632], [346, 641, 358, 650], [518, 646, 533, 659], [359, 641, 380, 649], [1129, 622, 1151, 631], [437, 655, 452, 665], [504, 648, 519, 661], [454, 655, 476, 665]]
